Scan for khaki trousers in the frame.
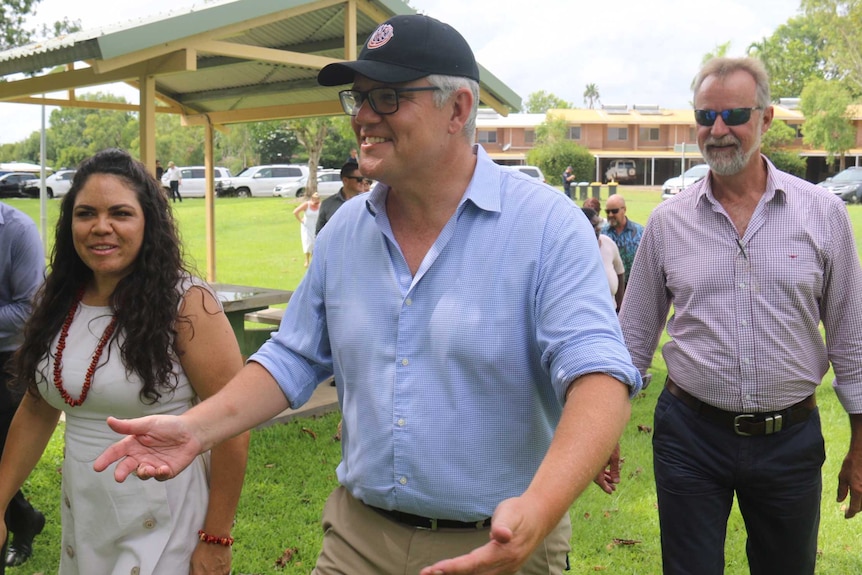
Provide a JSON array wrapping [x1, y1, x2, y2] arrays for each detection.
[[312, 486, 571, 575]]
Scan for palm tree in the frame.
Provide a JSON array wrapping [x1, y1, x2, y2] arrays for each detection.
[[583, 84, 601, 109]]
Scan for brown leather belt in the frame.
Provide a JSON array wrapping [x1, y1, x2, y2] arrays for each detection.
[[665, 378, 816, 437], [368, 505, 491, 531]]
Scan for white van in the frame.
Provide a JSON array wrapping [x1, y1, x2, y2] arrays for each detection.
[[227, 164, 308, 197], [161, 166, 232, 198]]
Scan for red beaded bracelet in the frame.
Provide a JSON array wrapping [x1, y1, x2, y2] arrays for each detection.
[[197, 529, 234, 547]]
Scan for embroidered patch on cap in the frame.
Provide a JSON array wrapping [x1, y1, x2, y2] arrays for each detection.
[[367, 23, 394, 49]]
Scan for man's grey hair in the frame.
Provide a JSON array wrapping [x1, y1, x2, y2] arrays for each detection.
[[692, 57, 771, 109], [427, 74, 480, 143]]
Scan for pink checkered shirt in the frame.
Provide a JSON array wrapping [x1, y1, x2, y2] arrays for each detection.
[[620, 158, 862, 414]]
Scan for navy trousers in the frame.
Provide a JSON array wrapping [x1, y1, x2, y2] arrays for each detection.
[[653, 387, 824, 575]]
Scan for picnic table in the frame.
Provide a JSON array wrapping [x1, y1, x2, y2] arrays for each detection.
[[213, 283, 292, 356]]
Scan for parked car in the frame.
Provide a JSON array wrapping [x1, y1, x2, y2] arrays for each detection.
[[21, 169, 76, 198], [0, 172, 37, 198], [817, 166, 862, 202], [273, 169, 342, 198], [605, 159, 638, 183], [513, 165, 546, 183], [225, 164, 308, 197], [160, 166, 232, 198], [661, 164, 710, 200]]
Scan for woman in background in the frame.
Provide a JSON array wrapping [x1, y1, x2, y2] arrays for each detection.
[[293, 192, 320, 267], [0, 148, 248, 574]]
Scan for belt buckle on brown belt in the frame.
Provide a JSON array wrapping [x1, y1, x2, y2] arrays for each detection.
[[734, 413, 783, 436]]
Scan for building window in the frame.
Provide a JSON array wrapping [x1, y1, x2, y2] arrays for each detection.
[[525, 130, 535, 144], [639, 127, 660, 141], [689, 127, 697, 142], [608, 127, 628, 141], [789, 123, 804, 138], [568, 126, 581, 140], [477, 130, 497, 144]]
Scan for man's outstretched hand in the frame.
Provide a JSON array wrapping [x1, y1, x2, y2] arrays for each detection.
[[94, 415, 203, 482]]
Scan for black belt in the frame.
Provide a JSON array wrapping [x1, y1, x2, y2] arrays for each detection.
[[665, 378, 815, 437], [368, 505, 491, 531]]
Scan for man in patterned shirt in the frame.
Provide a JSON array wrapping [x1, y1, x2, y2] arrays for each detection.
[[601, 193, 643, 282], [619, 56, 862, 574]]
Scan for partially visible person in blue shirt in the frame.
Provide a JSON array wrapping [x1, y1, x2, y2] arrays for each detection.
[[602, 193, 644, 282], [0, 201, 45, 570], [94, 13, 641, 575]]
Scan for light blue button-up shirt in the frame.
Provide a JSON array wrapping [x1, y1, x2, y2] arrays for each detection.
[[252, 146, 641, 521]]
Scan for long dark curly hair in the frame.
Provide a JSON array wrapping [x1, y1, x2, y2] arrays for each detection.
[[14, 148, 189, 403]]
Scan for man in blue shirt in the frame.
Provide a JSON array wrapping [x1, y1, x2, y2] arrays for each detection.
[[96, 14, 641, 574], [0, 202, 45, 571], [602, 193, 644, 282]]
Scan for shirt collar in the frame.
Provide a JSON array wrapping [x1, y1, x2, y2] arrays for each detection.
[[694, 154, 786, 207], [364, 144, 502, 217]]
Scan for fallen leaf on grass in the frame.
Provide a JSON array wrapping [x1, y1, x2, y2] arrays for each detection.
[[583, 512, 591, 519], [612, 538, 642, 546], [265, 463, 275, 468], [332, 419, 342, 442], [301, 427, 318, 440], [592, 566, 607, 571], [275, 547, 300, 568], [637, 424, 652, 433]]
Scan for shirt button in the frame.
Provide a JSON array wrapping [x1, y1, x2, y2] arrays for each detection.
[[143, 518, 156, 529], [131, 568, 141, 575], [405, 298, 413, 306], [401, 358, 409, 366], [742, 358, 750, 365], [399, 476, 408, 485], [739, 282, 746, 289], [397, 418, 406, 427], [745, 394, 752, 400]]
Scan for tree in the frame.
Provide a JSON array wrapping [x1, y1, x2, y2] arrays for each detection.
[[526, 113, 594, 185], [522, 90, 571, 114], [583, 84, 600, 109], [799, 78, 856, 169], [287, 117, 339, 197], [747, 16, 834, 99], [761, 119, 807, 177], [0, 0, 41, 49], [802, 0, 862, 96]]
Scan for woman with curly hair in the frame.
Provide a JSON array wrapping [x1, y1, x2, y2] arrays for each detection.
[[0, 148, 248, 574]]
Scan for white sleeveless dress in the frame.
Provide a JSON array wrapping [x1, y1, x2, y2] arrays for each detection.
[[37, 284, 212, 575], [300, 203, 320, 254]]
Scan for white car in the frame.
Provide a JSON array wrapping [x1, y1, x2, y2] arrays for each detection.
[[513, 165, 546, 183], [21, 169, 76, 198], [161, 166, 232, 198], [274, 169, 343, 198], [661, 163, 709, 200], [227, 164, 308, 197]]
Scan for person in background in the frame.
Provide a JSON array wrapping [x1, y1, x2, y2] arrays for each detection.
[[293, 192, 321, 267], [94, 14, 641, 575], [0, 149, 249, 574], [583, 196, 606, 227], [347, 148, 359, 164], [561, 165, 575, 198], [601, 193, 643, 283], [315, 161, 367, 235], [165, 161, 182, 203], [620, 56, 862, 574], [0, 202, 45, 571], [583, 207, 624, 312], [155, 160, 164, 183]]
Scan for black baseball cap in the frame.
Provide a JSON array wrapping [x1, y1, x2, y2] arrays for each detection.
[[318, 14, 480, 86]]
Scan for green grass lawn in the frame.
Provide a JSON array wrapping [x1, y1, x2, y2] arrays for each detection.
[[4, 187, 862, 573]]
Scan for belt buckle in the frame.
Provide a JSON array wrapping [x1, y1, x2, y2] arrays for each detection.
[[733, 414, 754, 436]]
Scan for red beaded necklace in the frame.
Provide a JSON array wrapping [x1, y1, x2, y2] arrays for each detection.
[[53, 288, 118, 407]]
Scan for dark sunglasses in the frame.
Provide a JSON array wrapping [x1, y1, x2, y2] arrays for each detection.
[[606, 208, 622, 215], [694, 107, 762, 127], [338, 86, 441, 116], [345, 176, 373, 185]]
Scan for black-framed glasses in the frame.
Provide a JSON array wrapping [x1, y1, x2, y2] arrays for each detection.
[[606, 208, 622, 215], [344, 176, 366, 183], [338, 87, 441, 116], [694, 107, 762, 127]]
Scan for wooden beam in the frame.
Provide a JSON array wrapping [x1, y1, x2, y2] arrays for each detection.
[[480, 87, 511, 117], [195, 40, 342, 70], [204, 122, 216, 282], [182, 100, 344, 125], [5, 96, 181, 113], [139, 74, 156, 174], [0, 50, 196, 101], [345, 1, 358, 61], [355, 0, 392, 23]]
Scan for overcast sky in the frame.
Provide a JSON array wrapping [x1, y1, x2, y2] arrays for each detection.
[[0, 0, 803, 145]]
